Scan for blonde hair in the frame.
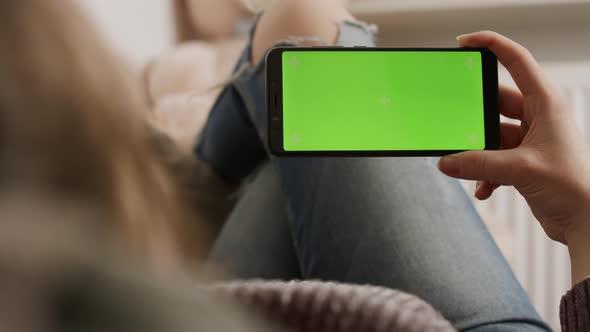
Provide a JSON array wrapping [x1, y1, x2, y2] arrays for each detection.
[[0, 0, 204, 266]]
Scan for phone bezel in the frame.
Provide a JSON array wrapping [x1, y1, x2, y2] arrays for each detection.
[[266, 47, 500, 157]]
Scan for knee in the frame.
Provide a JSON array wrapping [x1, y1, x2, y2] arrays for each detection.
[[251, 0, 353, 63]]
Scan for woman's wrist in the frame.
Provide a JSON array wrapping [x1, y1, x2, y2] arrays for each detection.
[[565, 220, 590, 285]]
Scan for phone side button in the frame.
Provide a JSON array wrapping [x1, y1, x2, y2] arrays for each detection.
[[271, 118, 281, 129]]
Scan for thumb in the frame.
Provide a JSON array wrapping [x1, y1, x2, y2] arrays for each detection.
[[438, 150, 519, 185]]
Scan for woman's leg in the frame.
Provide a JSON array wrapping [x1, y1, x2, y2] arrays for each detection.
[[201, 0, 549, 330], [196, 0, 370, 185], [209, 162, 301, 280]]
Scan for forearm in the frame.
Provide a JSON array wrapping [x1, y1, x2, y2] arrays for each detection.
[[565, 221, 590, 285]]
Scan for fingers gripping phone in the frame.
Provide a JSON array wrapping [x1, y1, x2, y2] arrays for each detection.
[[266, 47, 499, 157]]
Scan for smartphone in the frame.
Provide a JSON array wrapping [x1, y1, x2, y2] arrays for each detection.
[[266, 47, 499, 157]]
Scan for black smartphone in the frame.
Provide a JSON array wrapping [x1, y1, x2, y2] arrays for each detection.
[[266, 47, 499, 157]]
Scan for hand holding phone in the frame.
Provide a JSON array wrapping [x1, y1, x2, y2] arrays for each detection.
[[266, 47, 499, 156], [435, 31, 590, 284]]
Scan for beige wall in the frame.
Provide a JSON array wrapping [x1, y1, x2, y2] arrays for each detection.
[[79, 0, 175, 66]]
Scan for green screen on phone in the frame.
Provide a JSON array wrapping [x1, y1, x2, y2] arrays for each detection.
[[281, 51, 485, 151]]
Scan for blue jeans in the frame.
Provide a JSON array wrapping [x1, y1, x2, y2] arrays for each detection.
[[198, 18, 550, 332]]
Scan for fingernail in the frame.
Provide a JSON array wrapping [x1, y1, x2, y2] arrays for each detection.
[[456, 34, 468, 42], [438, 156, 460, 176], [457, 33, 475, 45], [476, 182, 481, 190]]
